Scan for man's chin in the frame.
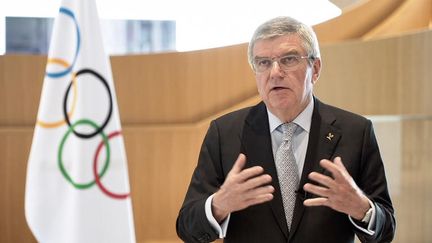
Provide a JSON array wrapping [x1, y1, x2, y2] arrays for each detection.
[[268, 97, 295, 109], [266, 101, 296, 114]]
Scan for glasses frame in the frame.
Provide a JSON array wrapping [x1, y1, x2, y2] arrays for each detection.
[[253, 54, 312, 73]]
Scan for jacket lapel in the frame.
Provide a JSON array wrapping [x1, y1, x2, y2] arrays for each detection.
[[288, 98, 342, 241], [241, 102, 289, 239]]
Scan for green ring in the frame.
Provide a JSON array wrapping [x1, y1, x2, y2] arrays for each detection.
[[58, 119, 110, 189]]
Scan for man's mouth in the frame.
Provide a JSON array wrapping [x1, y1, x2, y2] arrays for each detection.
[[271, 86, 287, 91]]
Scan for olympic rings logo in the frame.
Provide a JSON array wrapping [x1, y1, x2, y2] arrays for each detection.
[[37, 7, 129, 200]]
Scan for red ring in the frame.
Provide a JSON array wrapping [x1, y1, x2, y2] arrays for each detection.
[[93, 130, 130, 199]]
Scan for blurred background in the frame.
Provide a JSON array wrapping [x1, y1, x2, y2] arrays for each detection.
[[1, 0, 431, 242]]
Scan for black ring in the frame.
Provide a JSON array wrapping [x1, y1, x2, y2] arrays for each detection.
[[63, 68, 113, 139]]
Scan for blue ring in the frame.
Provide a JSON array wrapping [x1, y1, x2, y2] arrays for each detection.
[[46, 7, 81, 78]]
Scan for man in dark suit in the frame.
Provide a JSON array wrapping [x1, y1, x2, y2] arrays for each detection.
[[176, 16, 395, 243]]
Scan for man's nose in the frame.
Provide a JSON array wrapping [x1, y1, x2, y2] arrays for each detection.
[[269, 60, 284, 76]]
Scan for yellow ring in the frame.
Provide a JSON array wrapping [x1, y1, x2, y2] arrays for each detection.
[[37, 59, 77, 128]]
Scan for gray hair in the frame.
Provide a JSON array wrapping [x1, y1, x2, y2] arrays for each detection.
[[247, 16, 321, 68]]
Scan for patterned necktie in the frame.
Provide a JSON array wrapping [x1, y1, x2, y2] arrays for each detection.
[[275, 122, 299, 230]]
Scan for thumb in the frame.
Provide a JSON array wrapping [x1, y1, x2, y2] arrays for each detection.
[[231, 153, 247, 174]]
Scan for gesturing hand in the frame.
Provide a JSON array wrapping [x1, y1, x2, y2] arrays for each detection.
[[212, 153, 274, 223], [303, 157, 370, 220]]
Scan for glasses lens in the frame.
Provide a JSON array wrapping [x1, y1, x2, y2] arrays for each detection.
[[254, 59, 271, 72], [254, 55, 308, 73], [279, 55, 300, 68]]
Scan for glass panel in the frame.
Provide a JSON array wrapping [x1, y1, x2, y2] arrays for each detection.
[[5, 17, 175, 55]]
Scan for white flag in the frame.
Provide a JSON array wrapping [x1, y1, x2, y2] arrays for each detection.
[[25, 0, 136, 242]]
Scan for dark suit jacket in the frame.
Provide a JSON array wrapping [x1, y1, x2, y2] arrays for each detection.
[[176, 98, 395, 243]]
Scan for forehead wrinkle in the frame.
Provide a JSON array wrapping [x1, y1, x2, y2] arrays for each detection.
[[253, 37, 305, 59]]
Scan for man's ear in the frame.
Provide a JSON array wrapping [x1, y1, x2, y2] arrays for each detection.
[[312, 58, 321, 84]]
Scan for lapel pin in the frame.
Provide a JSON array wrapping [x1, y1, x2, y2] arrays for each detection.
[[326, 133, 334, 141]]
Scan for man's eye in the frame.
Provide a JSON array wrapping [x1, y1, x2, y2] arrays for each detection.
[[257, 59, 271, 67], [280, 55, 298, 65]]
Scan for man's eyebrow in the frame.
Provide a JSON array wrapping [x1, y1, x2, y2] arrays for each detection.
[[253, 55, 268, 60], [254, 50, 302, 60]]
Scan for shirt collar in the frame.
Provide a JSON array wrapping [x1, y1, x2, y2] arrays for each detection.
[[267, 98, 314, 133]]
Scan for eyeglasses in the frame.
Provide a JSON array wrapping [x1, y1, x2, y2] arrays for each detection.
[[253, 54, 311, 73]]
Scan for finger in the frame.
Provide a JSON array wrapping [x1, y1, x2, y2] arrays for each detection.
[[237, 166, 265, 182], [322, 157, 351, 181], [319, 159, 343, 180], [231, 153, 247, 174], [303, 197, 328, 207], [333, 157, 348, 173], [232, 185, 274, 210], [308, 172, 335, 188], [303, 183, 331, 198], [247, 185, 275, 197], [245, 192, 274, 206], [244, 174, 272, 189]]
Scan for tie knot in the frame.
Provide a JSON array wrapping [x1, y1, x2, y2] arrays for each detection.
[[281, 122, 296, 141]]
